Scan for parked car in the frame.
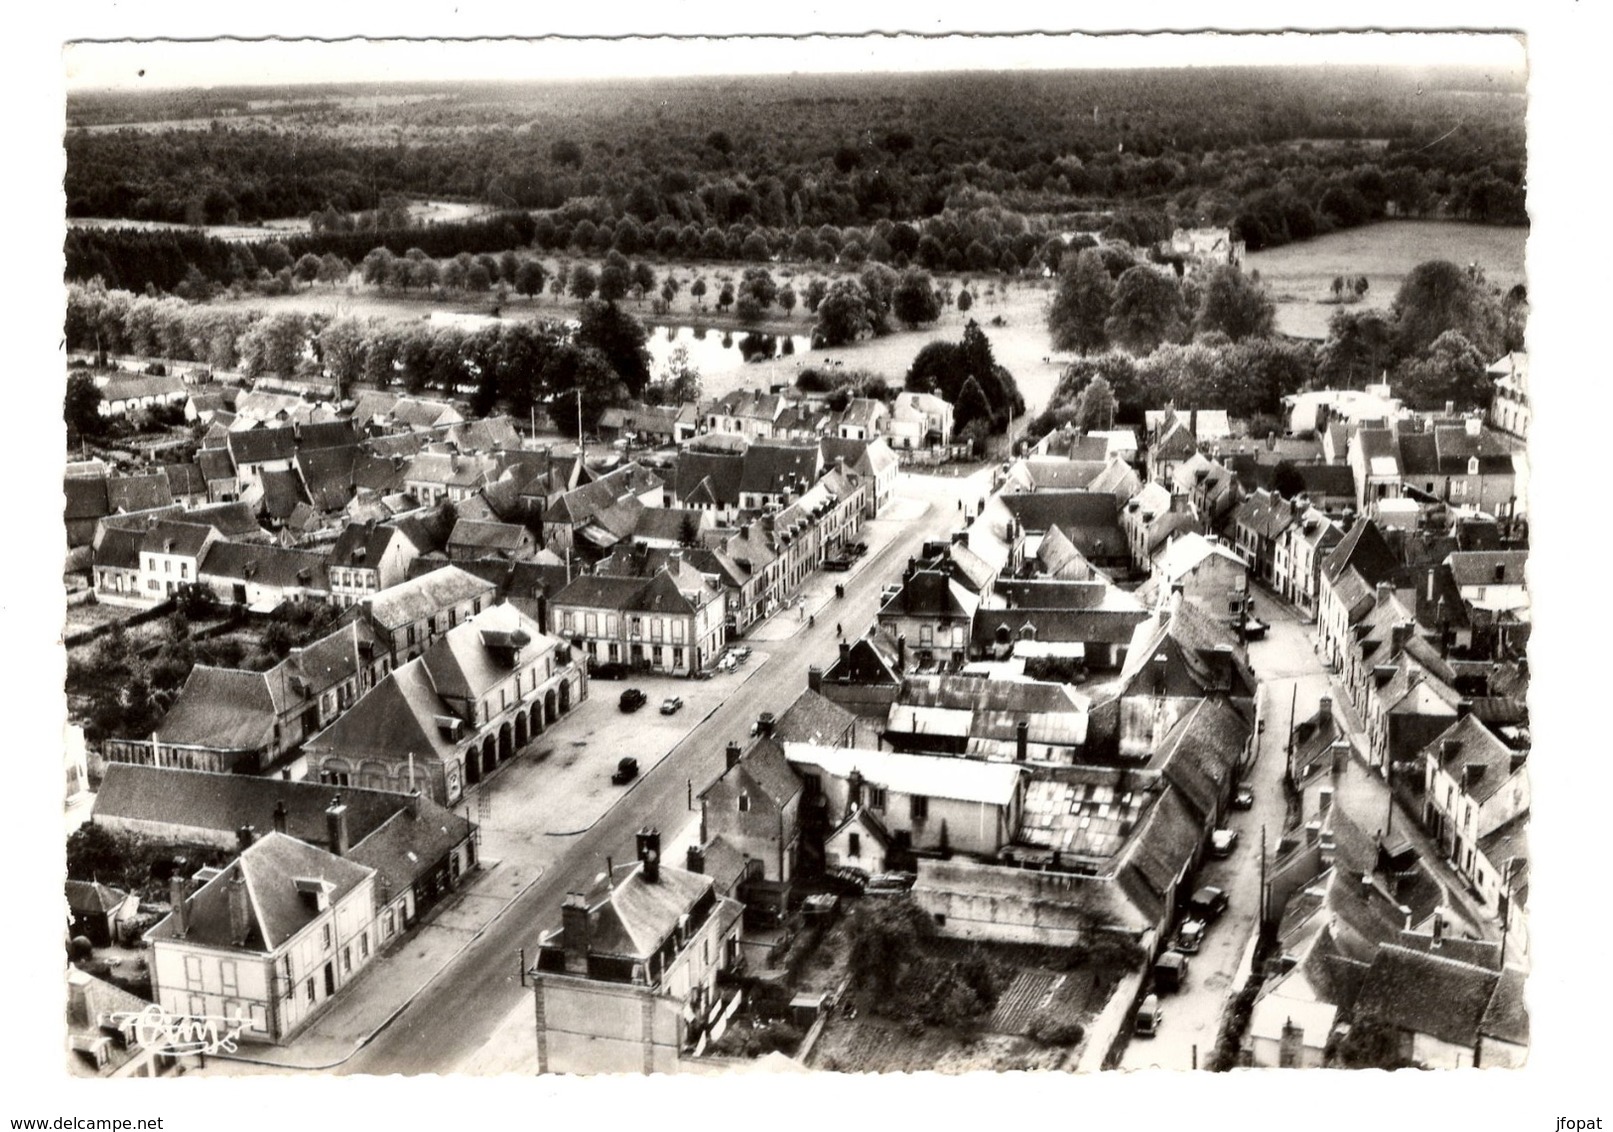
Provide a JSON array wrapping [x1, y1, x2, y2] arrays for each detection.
[[1135, 994, 1163, 1037], [717, 655, 738, 673], [823, 555, 852, 572], [1233, 783, 1256, 810], [1154, 950, 1189, 994], [591, 661, 628, 680], [1242, 617, 1269, 640], [731, 645, 752, 663], [1188, 886, 1229, 923], [880, 583, 903, 605], [1175, 918, 1206, 954], [618, 688, 647, 712], [851, 541, 869, 557], [610, 757, 639, 785], [660, 696, 683, 715], [749, 711, 776, 737], [1211, 828, 1240, 858]]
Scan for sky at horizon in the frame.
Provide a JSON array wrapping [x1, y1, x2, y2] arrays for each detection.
[[63, 31, 1527, 93]]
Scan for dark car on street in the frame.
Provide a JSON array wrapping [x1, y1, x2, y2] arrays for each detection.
[[1188, 886, 1229, 923], [618, 688, 647, 712], [1233, 783, 1255, 810], [591, 662, 628, 680], [610, 757, 639, 785]]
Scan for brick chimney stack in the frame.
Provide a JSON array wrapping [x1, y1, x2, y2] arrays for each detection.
[[726, 741, 742, 770], [227, 869, 251, 946], [168, 863, 191, 939], [326, 795, 350, 857], [636, 827, 661, 883], [272, 800, 289, 835], [561, 893, 590, 974]]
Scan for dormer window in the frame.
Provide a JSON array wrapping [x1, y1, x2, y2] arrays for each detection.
[[1467, 456, 1479, 475]]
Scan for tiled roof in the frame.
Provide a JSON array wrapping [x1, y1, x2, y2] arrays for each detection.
[[583, 862, 722, 961], [1352, 944, 1499, 1049], [66, 879, 129, 915], [199, 541, 328, 591], [783, 743, 1023, 807], [304, 657, 459, 765], [448, 518, 531, 553], [673, 449, 746, 507], [140, 520, 214, 559], [422, 603, 554, 703], [366, 565, 497, 630], [107, 473, 174, 514], [1322, 520, 1400, 586], [738, 441, 822, 496], [155, 666, 281, 751], [772, 688, 857, 747], [147, 832, 373, 951], [65, 476, 111, 523]]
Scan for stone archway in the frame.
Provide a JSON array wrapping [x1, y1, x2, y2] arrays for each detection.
[[464, 746, 482, 786], [528, 703, 543, 736], [499, 723, 514, 764], [558, 679, 571, 714], [545, 688, 558, 726], [481, 734, 497, 776], [515, 712, 528, 748]]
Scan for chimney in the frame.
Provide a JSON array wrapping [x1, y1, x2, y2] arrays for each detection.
[[407, 787, 422, 819], [1304, 820, 1321, 846], [326, 795, 350, 857], [1318, 785, 1333, 817], [808, 665, 823, 693], [839, 641, 851, 668], [168, 870, 190, 939], [236, 824, 256, 852], [1015, 720, 1029, 762], [561, 893, 590, 974], [1331, 740, 1350, 776], [1317, 696, 1332, 725], [1431, 912, 1445, 948], [1375, 581, 1393, 603], [1427, 566, 1437, 603], [1267, 431, 1276, 452], [636, 827, 661, 883], [1466, 416, 1481, 438], [1456, 699, 1473, 719], [726, 741, 743, 770], [272, 800, 288, 835], [227, 869, 251, 946], [897, 634, 907, 672], [686, 845, 706, 874], [1391, 621, 1413, 654], [1444, 400, 1455, 416], [952, 529, 967, 546]]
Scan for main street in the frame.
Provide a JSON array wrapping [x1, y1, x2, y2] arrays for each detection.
[[336, 467, 991, 1075]]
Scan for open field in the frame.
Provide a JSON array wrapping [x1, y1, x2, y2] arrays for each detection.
[[1247, 219, 1528, 339], [211, 259, 1073, 415]]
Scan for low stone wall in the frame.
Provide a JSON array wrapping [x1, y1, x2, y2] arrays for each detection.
[[913, 857, 1146, 945]]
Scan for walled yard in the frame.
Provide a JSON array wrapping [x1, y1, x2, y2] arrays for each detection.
[[786, 900, 1123, 1073]]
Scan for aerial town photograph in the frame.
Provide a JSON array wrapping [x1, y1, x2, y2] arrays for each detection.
[[26, 11, 1594, 1127]]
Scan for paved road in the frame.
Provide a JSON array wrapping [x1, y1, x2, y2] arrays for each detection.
[[1119, 592, 1329, 1070], [337, 469, 988, 1075]]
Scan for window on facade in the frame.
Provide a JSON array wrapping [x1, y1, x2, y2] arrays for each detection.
[[848, 832, 861, 857], [868, 787, 888, 811], [164, 560, 172, 574], [384, 910, 396, 938], [306, 978, 316, 1004], [184, 955, 203, 987], [673, 647, 684, 669], [180, 563, 188, 579], [343, 946, 353, 974], [360, 933, 370, 960], [920, 625, 934, 646], [220, 960, 238, 996], [585, 612, 598, 636], [322, 923, 333, 951], [738, 792, 751, 813], [911, 795, 928, 822]]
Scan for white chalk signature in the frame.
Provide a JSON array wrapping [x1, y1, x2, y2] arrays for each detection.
[[106, 1004, 247, 1054]]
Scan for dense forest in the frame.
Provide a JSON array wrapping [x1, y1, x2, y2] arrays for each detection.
[[65, 66, 1527, 293]]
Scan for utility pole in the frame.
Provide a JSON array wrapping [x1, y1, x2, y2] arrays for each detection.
[[1284, 683, 1298, 780], [1259, 823, 1268, 928]]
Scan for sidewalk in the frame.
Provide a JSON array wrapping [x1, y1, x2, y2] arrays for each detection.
[[211, 856, 545, 1071]]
